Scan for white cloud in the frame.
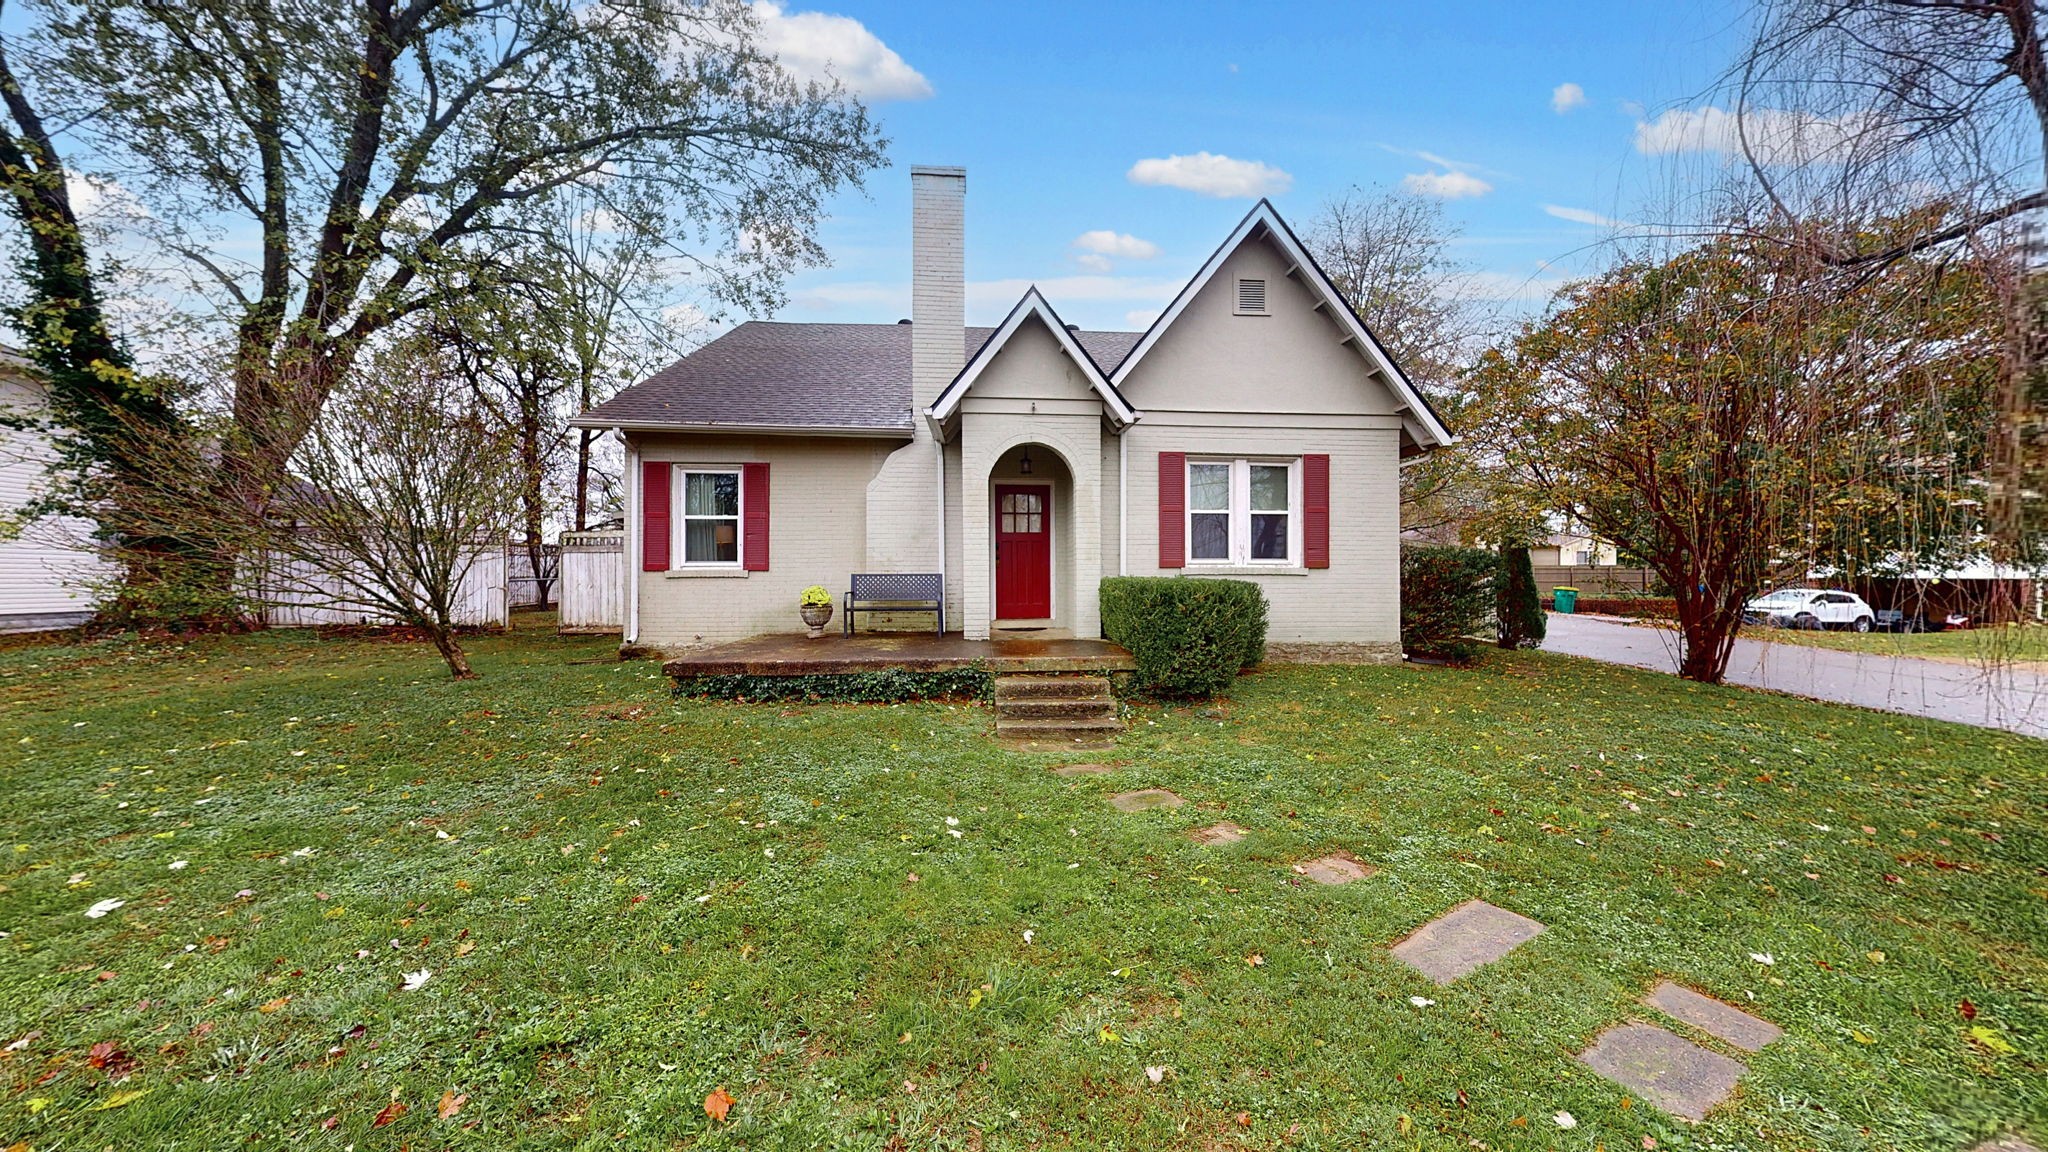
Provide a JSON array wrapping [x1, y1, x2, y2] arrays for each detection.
[[1072, 230, 1161, 260], [1551, 83, 1586, 114], [1073, 252, 1113, 273], [967, 275, 1183, 312], [1542, 204, 1625, 228], [1125, 308, 1163, 328], [1633, 105, 1875, 163], [1468, 270, 1569, 303], [750, 1, 932, 101], [1401, 170, 1493, 199], [66, 172, 150, 221], [1127, 152, 1292, 198]]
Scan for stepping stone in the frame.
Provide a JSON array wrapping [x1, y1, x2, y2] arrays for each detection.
[[1969, 1139, 2043, 1152], [1293, 853, 1375, 884], [1578, 1023, 1746, 1123], [1389, 899, 1544, 984], [1189, 822, 1247, 845], [1052, 763, 1115, 777], [1109, 789, 1185, 813], [1643, 981, 1782, 1052]]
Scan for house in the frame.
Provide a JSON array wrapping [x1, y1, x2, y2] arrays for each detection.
[[0, 347, 110, 633], [1531, 526, 1620, 567], [571, 167, 1451, 656]]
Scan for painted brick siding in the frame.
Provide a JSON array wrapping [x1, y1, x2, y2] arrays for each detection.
[[1116, 423, 1401, 644], [633, 433, 885, 648]]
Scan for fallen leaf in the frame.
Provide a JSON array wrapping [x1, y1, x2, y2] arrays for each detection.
[[1851, 1029, 1875, 1044], [453, 940, 475, 958], [1245, 953, 1265, 967], [1959, 1000, 1978, 1020], [372, 1099, 406, 1127], [704, 1086, 735, 1122], [437, 1090, 467, 1119], [1866, 950, 1886, 964], [259, 996, 290, 1013], [321, 1115, 340, 1131], [1554, 1111, 1577, 1129], [1397, 1114, 1413, 1135], [1969, 1025, 2016, 1055], [1145, 1065, 1167, 1084], [1748, 952, 1775, 966], [400, 969, 432, 991], [83, 898, 125, 919], [95, 1088, 149, 1110], [4, 1032, 39, 1052], [1236, 1112, 1252, 1127]]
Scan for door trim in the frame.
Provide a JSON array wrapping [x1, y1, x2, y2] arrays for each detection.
[[991, 479, 1054, 624]]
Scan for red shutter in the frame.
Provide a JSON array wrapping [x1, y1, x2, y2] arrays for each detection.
[[1157, 452, 1186, 569], [742, 462, 770, 571], [1303, 453, 1330, 569], [641, 461, 671, 571]]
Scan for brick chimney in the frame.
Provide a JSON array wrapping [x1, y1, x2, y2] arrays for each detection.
[[909, 165, 965, 415]]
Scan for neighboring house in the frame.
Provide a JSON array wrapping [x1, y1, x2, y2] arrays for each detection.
[[1532, 527, 1620, 567], [0, 347, 110, 633], [572, 167, 1451, 653]]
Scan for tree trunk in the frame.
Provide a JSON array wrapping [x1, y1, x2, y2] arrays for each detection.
[[574, 427, 593, 532], [426, 623, 477, 680], [1671, 580, 1743, 684]]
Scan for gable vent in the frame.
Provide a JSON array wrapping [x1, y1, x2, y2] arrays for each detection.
[[1235, 277, 1268, 315]]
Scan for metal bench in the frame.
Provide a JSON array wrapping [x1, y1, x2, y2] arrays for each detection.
[[844, 572, 945, 636]]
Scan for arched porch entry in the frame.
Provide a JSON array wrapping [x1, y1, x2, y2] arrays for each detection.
[[958, 431, 1101, 641]]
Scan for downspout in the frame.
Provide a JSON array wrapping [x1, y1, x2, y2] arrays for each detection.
[[935, 434, 948, 633], [1118, 427, 1129, 576], [621, 431, 639, 650]]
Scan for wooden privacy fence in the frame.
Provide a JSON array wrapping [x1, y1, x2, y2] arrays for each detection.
[[1532, 565, 1659, 597], [255, 545, 510, 628], [559, 530, 624, 633]]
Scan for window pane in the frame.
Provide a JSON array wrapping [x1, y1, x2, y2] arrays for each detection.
[[1250, 513, 1288, 560], [685, 518, 738, 563], [1021, 492, 1041, 514], [1189, 464, 1231, 511], [1028, 514, 1041, 533], [1191, 512, 1229, 560], [1250, 465, 1290, 511], [684, 472, 738, 517]]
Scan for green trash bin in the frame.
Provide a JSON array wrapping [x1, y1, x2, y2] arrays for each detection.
[[1553, 587, 1579, 614]]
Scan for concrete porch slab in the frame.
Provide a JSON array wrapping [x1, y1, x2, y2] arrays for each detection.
[[665, 632, 1135, 677]]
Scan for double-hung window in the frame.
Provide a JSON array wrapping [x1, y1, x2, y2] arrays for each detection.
[[677, 469, 741, 566], [1187, 458, 1299, 566]]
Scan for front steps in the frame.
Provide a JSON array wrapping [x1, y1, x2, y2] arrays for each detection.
[[993, 673, 1121, 749]]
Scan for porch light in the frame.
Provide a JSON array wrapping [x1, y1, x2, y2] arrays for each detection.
[[1019, 448, 1033, 476]]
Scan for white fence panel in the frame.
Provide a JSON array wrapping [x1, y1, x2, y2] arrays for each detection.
[[257, 545, 509, 628], [558, 530, 623, 633]]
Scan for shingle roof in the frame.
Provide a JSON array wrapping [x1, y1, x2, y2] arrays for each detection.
[[574, 321, 1143, 433]]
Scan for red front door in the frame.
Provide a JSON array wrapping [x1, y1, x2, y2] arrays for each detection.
[[995, 484, 1051, 619]]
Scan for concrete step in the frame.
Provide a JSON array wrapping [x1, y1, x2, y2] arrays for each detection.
[[994, 715, 1123, 738], [995, 697, 1119, 721], [993, 673, 1113, 701]]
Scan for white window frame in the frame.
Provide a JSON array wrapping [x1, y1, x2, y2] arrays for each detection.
[[673, 467, 744, 569], [1185, 457, 1301, 568]]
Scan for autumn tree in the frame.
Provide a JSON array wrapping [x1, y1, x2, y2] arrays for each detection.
[[1305, 187, 1501, 539], [1481, 222, 1999, 682], [6, 0, 882, 613]]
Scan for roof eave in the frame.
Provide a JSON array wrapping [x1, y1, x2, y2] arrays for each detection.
[[568, 417, 914, 439]]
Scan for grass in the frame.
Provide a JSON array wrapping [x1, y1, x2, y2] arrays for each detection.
[[1743, 623, 2048, 666], [1, 616, 2042, 1151]]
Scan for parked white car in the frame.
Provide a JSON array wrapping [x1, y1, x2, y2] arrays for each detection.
[[1743, 588, 1877, 632]]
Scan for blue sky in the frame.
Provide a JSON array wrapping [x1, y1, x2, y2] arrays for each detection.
[[765, 0, 1754, 331]]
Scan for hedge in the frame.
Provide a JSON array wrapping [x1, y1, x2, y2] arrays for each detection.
[[1546, 596, 1678, 619], [1100, 576, 1268, 699], [672, 667, 993, 703], [1401, 545, 1497, 662]]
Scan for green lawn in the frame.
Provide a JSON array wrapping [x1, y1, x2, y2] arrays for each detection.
[[2, 619, 2042, 1151], [1745, 623, 2048, 666]]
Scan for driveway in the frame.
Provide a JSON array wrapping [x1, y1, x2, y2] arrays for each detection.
[[1540, 613, 2048, 740]]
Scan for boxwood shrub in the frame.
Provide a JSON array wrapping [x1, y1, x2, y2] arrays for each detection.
[[1401, 545, 1498, 662], [1100, 576, 1268, 699]]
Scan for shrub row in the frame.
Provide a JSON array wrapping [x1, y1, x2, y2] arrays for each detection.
[[1400, 546, 1498, 663], [1100, 576, 1268, 699], [1548, 596, 1678, 619], [672, 667, 993, 703]]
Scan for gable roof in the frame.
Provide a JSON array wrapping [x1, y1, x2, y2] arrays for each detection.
[[1107, 200, 1454, 451], [924, 288, 1139, 435], [572, 321, 1141, 435]]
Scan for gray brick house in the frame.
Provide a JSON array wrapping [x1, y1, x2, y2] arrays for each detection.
[[572, 167, 1450, 654]]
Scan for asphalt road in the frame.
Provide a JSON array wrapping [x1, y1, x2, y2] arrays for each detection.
[[1539, 613, 2048, 740]]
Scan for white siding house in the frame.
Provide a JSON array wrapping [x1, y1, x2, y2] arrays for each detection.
[[0, 350, 109, 632]]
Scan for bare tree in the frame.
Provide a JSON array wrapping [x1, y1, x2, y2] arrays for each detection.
[[1304, 187, 1501, 539], [266, 344, 519, 678], [1735, 1, 2047, 562]]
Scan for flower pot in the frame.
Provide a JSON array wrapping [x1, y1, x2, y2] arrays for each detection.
[[800, 603, 833, 639]]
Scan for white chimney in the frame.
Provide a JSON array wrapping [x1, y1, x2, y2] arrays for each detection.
[[910, 165, 965, 415]]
